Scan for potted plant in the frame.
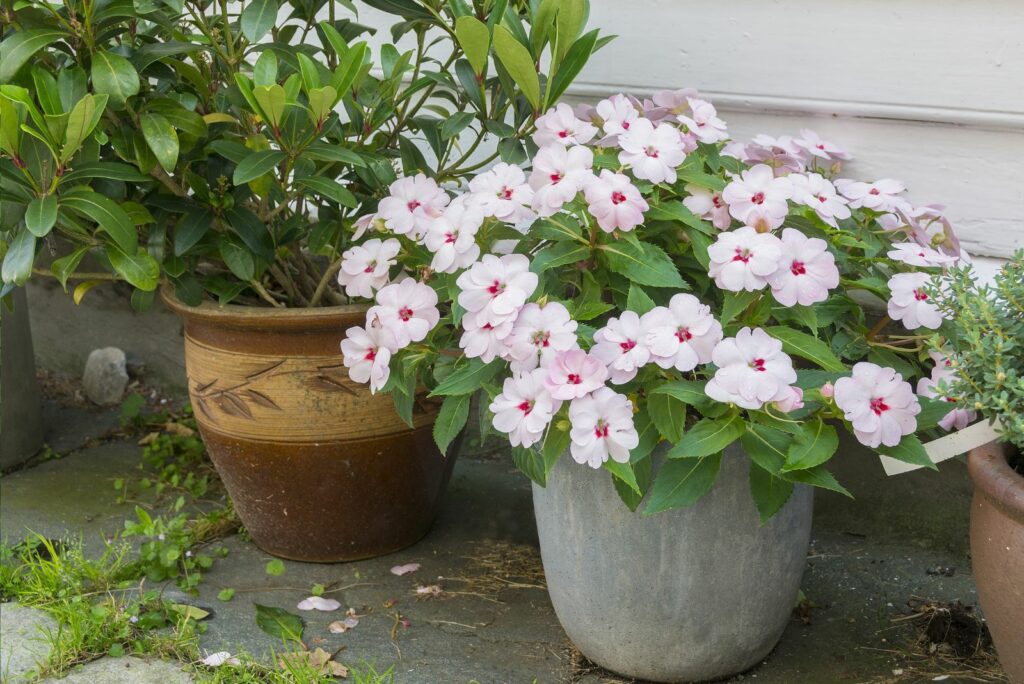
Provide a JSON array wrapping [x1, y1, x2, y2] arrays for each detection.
[[0, 0, 604, 561], [335, 89, 972, 680], [930, 253, 1024, 681]]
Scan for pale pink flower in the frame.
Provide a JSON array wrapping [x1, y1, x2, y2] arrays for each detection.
[[683, 185, 732, 230], [793, 129, 851, 162], [336, 238, 400, 299], [340, 323, 393, 394], [367, 279, 440, 348], [618, 118, 687, 184], [651, 88, 700, 116], [489, 368, 561, 448], [820, 382, 835, 399], [887, 242, 958, 268], [767, 228, 840, 307], [544, 349, 608, 401], [583, 170, 648, 233], [676, 98, 728, 144], [591, 311, 652, 385], [595, 93, 640, 145], [533, 103, 598, 148], [773, 386, 805, 413], [456, 253, 538, 328], [376, 174, 449, 239], [460, 317, 513, 363], [568, 387, 639, 468], [642, 294, 722, 372], [707, 226, 783, 292], [916, 354, 975, 432], [529, 145, 594, 217], [743, 135, 806, 174], [423, 197, 482, 274], [789, 173, 851, 227], [898, 204, 963, 259], [704, 327, 798, 410], [351, 213, 375, 241], [887, 272, 944, 330], [722, 164, 792, 227], [834, 362, 920, 448], [835, 178, 906, 212], [507, 302, 578, 372], [468, 163, 534, 222]]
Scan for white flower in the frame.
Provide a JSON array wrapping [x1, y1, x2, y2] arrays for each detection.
[[835, 178, 906, 212], [507, 302, 578, 372], [767, 228, 840, 307], [529, 145, 594, 217], [591, 311, 653, 385], [722, 164, 792, 229], [533, 103, 598, 148], [834, 362, 920, 448], [544, 349, 608, 401], [468, 162, 535, 222], [460, 316, 514, 363], [789, 173, 851, 227], [887, 272, 944, 330], [376, 174, 449, 239], [595, 93, 640, 145], [707, 226, 783, 292], [642, 294, 723, 372], [676, 97, 728, 144], [568, 387, 639, 468], [618, 118, 687, 184], [916, 354, 975, 432], [793, 129, 851, 162], [336, 238, 401, 299], [367, 279, 440, 348], [456, 253, 538, 328], [887, 242, 958, 268], [489, 368, 561, 448], [583, 170, 649, 233], [704, 327, 798, 410], [423, 197, 482, 274], [340, 323, 393, 394], [683, 185, 732, 230]]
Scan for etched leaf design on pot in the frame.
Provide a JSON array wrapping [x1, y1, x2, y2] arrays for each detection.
[[242, 389, 281, 410]]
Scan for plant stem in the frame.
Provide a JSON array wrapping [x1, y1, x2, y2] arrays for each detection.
[[308, 257, 343, 307]]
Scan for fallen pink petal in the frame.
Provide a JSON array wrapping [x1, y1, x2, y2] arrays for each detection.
[[328, 616, 360, 633], [201, 651, 240, 667], [296, 596, 342, 611], [390, 563, 421, 576]]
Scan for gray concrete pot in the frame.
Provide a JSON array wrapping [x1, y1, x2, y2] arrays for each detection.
[[0, 287, 45, 470], [532, 445, 813, 683]]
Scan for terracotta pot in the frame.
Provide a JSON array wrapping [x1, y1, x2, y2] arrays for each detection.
[[967, 441, 1024, 682], [163, 291, 457, 562]]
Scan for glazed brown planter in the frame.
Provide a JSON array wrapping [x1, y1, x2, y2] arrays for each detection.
[[163, 291, 457, 562], [967, 441, 1024, 682]]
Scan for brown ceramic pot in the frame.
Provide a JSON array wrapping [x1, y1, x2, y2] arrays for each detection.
[[163, 291, 457, 562], [967, 441, 1024, 682]]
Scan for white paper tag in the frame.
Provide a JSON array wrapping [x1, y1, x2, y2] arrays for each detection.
[[880, 419, 1002, 476]]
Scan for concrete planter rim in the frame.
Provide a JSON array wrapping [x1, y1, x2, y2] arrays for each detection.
[[967, 440, 1024, 526]]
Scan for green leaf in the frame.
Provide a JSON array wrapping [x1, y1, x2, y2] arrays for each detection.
[[781, 418, 839, 472], [512, 446, 548, 486], [647, 199, 713, 235], [647, 391, 685, 444], [766, 326, 846, 372], [916, 396, 955, 431], [306, 86, 338, 123], [644, 453, 722, 515], [241, 0, 278, 42], [139, 113, 179, 174], [303, 143, 366, 166], [533, 216, 584, 243], [455, 15, 490, 75], [433, 393, 470, 455], [60, 162, 150, 184], [626, 284, 656, 315], [50, 245, 90, 288], [219, 237, 255, 281], [217, 588, 235, 602], [295, 176, 357, 208], [429, 359, 502, 397], [649, 380, 711, 411], [668, 414, 745, 459], [0, 95, 21, 157], [739, 422, 788, 473], [91, 51, 141, 105], [546, 29, 598, 106], [877, 434, 937, 471], [252, 84, 286, 127], [169, 604, 210, 621], [225, 206, 274, 261], [600, 239, 685, 289], [492, 26, 540, 110], [106, 245, 159, 291], [173, 208, 213, 256], [529, 242, 590, 273], [1, 231, 36, 285], [233, 150, 284, 185], [720, 291, 760, 327], [61, 189, 138, 253], [254, 604, 303, 643], [265, 559, 286, 576], [541, 416, 571, 469], [780, 464, 852, 497], [25, 195, 58, 237], [61, 93, 107, 163], [331, 42, 368, 96], [254, 50, 279, 87], [0, 30, 65, 83], [749, 460, 794, 524], [604, 459, 640, 495], [441, 111, 475, 140]]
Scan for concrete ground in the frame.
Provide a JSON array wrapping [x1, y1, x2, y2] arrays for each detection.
[[0, 394, 1007, 683]]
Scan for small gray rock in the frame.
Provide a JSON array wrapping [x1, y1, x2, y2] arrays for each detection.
[[82, 347, 129, 406]]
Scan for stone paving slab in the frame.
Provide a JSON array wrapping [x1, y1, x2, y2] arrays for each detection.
[[57, 657, 192, 683], [0, 603, 56, 683]]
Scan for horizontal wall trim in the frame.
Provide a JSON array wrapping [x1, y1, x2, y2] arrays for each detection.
[[567, 82, 1024, 131]]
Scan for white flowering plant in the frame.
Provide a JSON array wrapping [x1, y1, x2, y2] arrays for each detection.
[[337, 89, 971, 520]]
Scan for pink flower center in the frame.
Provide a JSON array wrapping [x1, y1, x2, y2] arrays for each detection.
[[817, 195, 828, 203], [751, 192, 765, 205], [611, 191, 627, 205], [550, 172, 563, 184], [363, 259, 377, 274], [622, 121, 630, 130], [407, 200, 421, 212], [711, 195, 723, 208], [364, 348, 377, 361], [398, 307, 414, 321], [870, 397, 890, 415], [444, 232, 456, 244], [913, 289, 929, 301], [566, 373, 582, 385], [517, 399, 534, 415], [531, 330, 551, 348], [869, 188, 880, 196], [790, 260, 806, 276], [619, 339, 636, 353], [558, 130, 569, 139], [816, 143, 826, 150], [645, 146, 659, 158], [675, 327, 693, 342], [487, 280, 505, 295], [594, 419, 610, 439], [751, 358, 766, 372], [732, 247, 752, 263], [501, 187, 514, 200]]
